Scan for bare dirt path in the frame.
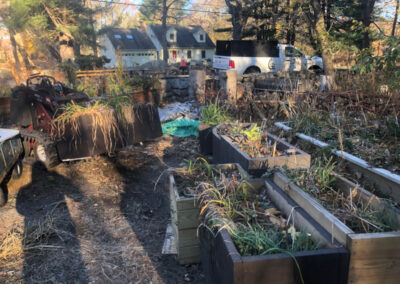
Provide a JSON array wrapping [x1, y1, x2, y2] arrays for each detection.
[[0, 136, 204, 283]]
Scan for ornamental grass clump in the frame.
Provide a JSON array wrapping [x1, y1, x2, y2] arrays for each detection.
[[52, 101, 121, 154]]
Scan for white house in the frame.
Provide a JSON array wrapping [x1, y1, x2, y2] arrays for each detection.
[[101, 24, 216, 68], [101, 28, 157, 68], [145, 24, 215, 64]]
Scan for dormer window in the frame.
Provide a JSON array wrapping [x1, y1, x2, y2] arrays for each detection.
[[200, 34, 204, 41], [167, 28, 177, 43]]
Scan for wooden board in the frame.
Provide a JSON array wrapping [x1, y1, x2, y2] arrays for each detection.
[[217, 129, 311, 176], [272, 172, 353, 245], [347, 233, 400, 284], [272, 171, 400, 284], [199, 179, 349, 284], [168, 164, 251, 264]]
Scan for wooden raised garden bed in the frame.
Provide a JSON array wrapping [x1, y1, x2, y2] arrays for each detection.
[[169, 163, 250, 264], [198, 123, 213, 155], [200, 179, 349, 284], [272, 171, 400, 284], [121, 103, 162, 145], [55, 109, 123, 160], [275, 121, 400, 204], [213, 123, 310, 176]]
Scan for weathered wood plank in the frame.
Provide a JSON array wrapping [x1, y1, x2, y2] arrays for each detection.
[[265, 180, 339, 247], [333, 173, 400, 225], [347, 233, 400, 284], [273, 172, 353, 245], [178, 244, 201, 264], [178, 228, 199, 248]]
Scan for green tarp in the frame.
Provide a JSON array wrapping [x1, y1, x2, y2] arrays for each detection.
[[162, 119, 201, 137]]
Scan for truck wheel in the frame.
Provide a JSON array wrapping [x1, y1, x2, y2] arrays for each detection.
[[0, 184, 7, 207], [244, 67, 261, 74], [34, 142, 60, 169]]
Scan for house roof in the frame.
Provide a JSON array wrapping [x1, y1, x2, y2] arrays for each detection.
[[107, 28, 156, 51], [149, 25, 215, 49]]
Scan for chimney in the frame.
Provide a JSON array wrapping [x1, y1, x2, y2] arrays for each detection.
[[141, 22, 147, 31]]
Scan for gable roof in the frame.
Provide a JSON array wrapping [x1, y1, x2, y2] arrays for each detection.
[[149, 25, 215, 49], [107, 28, 156, 51]]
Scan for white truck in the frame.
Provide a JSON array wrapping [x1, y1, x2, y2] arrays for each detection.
[[213, 40, 323, 75]]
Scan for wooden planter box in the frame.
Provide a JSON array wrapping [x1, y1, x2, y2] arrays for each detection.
[[200, 179, 349, 284], [213, 124, 310, 176], [169, 163, 250, 264], [274, 121, 400, 204], [198, 123, 213, 155], [272, 172, 400, 284], [55, 109, 122, 160], [121, 103, 162, 145]]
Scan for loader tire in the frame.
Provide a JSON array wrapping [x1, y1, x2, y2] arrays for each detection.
[[20, 129, 60, 169], [34, 141, 60, 169]]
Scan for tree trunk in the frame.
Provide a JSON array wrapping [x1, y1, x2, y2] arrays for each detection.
[[361, 0, 376, 50], [9, 30, 21, 71], [225, 0, 246, 40], [17, 42, 34, 70], [232, 9, 245, 40], [162, 0, 169, 63], [87, 0, 98, 56], [392, 0, 400, 36]]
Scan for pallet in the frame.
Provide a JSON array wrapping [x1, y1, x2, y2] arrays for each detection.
[[168, 163, 251, 264], [272, 172, 400, 284], [200, 179, 349, 284]]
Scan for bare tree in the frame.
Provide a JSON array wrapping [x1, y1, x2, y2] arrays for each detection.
[[392, 0, 400, 36]]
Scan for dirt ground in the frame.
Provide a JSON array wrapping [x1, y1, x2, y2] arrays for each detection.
[[0, 136, 205, 283]]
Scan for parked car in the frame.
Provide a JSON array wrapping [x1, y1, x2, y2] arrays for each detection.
[[212, 40, 323, 75], [0, 128, 24, 206]]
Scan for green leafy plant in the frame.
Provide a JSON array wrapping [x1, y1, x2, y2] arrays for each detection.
[[241, 124, 261, 141], [201, 102, 232, 126]]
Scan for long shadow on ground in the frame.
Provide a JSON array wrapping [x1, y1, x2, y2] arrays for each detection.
[[118, 137, 204, 284], [16, 162, 89, 283]]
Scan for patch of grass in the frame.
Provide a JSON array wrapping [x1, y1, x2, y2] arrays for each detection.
[[0, 228, 23, 263]]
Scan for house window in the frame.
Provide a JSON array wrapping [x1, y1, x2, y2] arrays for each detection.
[[172, 51, 177, 59], [126, 34, 133, 39], [200, 34, 204, 41], [202, 50, 206, 59], [114, 34, 121, 39], [187, 50, 192, 59], [170, 33, 174, 41]]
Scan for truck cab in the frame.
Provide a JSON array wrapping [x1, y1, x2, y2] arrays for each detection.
[[213, 41, 323, 75]]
